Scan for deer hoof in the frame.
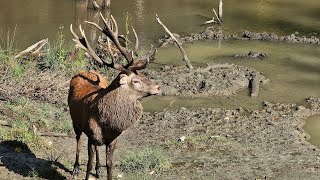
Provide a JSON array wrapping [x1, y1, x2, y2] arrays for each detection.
[[72, 166, 80, 177], [96, 166, 101, 178]]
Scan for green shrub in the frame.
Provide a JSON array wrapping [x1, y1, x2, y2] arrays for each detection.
[[120, 147, 171, 173]]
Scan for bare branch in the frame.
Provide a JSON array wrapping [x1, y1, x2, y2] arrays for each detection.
[[218, 0, 223, 21], [14, 39, 48, 59], [156, 14, 193, 70], [212, 8, 222, 25]]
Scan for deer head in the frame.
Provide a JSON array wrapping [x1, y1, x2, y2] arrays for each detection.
[[70, 13, 160, 97]]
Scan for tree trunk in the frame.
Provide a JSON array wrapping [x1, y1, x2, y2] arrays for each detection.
[[75, 0, 88, 27], [250, 72, 261, 98], [104, 0, 111, 9], [88, 0, 103, 9]]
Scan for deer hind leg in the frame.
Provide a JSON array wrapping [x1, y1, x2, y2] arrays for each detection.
[[95, 145, 101, 178], [106, 140, 117, 180], [85, 139, 95, 180], [72, 126, 82, 177]]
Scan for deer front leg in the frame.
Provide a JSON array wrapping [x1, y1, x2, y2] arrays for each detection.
[[106, 140, 117, 180], [95, 145, 101, 178], [85, 140, 94, 180]]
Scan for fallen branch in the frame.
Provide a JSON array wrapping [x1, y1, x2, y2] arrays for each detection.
[[14, 38, 48, 59], [250, 72, 261, 97], [156, 14, 194, 70], [203, 0, 223, 25]]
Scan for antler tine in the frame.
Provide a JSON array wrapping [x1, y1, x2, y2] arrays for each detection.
[[70, 24, 104, 65], [70, 24, 127, 72], [131, 26, 139, 54], [98, 13, 133, 65], [84, 21, 103, 32], [110, 15, 118, 36], [128, 45, 157, 72]]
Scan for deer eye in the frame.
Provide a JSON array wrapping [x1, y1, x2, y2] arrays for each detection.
[[133, 79, 141, 84]]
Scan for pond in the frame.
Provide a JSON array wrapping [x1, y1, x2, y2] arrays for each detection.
[[0, 0, 319, 146], [1, 0, 319, 49]]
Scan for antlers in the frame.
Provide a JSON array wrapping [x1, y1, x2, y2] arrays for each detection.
[[70, 13, 156, 74]]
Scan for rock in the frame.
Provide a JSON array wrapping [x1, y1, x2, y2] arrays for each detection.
[[179, 136, 186, 142]]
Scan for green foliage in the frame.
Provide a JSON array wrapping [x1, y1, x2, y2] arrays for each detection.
[[0, 122, 45, 149], [124, 12, 131, 49], [0, 25, 17, 56], [0, 97, 72, 134], [41, 26, 69, 71], [120, 146, 171, 173]]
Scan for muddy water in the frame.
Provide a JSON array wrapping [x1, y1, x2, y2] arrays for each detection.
[[303, 115, 320, 147], [1, 0, 319, 49], [144, 40, 320, 111], [0, 1, 319, 143]]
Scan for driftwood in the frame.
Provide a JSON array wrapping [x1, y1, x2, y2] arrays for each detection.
[[14, 38, 48, 59], [250, 72, 261, 97], [203, 0, 223, 25], [218, 0, 223, 21], [156, 14, 194, 70]]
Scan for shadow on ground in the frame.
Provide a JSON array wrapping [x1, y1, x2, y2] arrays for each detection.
[[0, 140, 70, 179]]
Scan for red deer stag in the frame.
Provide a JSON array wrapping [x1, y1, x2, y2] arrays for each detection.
[[68, 13, 160, 180]]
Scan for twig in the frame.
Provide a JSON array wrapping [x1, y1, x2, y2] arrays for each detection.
[[156, 14, 193, 70], [203, 19, 216, 25], [212, 8, 222, 25]]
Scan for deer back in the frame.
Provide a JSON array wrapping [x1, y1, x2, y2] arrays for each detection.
[[68, 71, 108, 129]]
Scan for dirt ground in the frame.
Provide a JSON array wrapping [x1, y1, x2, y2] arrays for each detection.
[[0, 30, 320, 179], [1, 97, 320, 180], [0, 61, 319, 179]]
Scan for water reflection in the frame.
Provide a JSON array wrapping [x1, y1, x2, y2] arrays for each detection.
[[1, 0, 319, 49], [303, 115, 320, 147], [75, 1, 112, 45], [135, 0, 145, 25]]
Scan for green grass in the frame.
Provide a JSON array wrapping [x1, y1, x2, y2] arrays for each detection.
[[0, 97, 72, 134], [119, 146, 171, 174], [0, 123, 45, 149]]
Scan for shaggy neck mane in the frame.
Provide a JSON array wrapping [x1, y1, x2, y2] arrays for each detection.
[[96, 79, 143, 136]]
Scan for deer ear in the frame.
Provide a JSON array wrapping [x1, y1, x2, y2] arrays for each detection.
[[119, 74, 128, 85]]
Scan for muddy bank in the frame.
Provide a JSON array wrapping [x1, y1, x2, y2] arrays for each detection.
[[159, 29, 320, 46], [2, 97, 319, 180], [116, 97, 320, 179], [144, 64, 268, 97]]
